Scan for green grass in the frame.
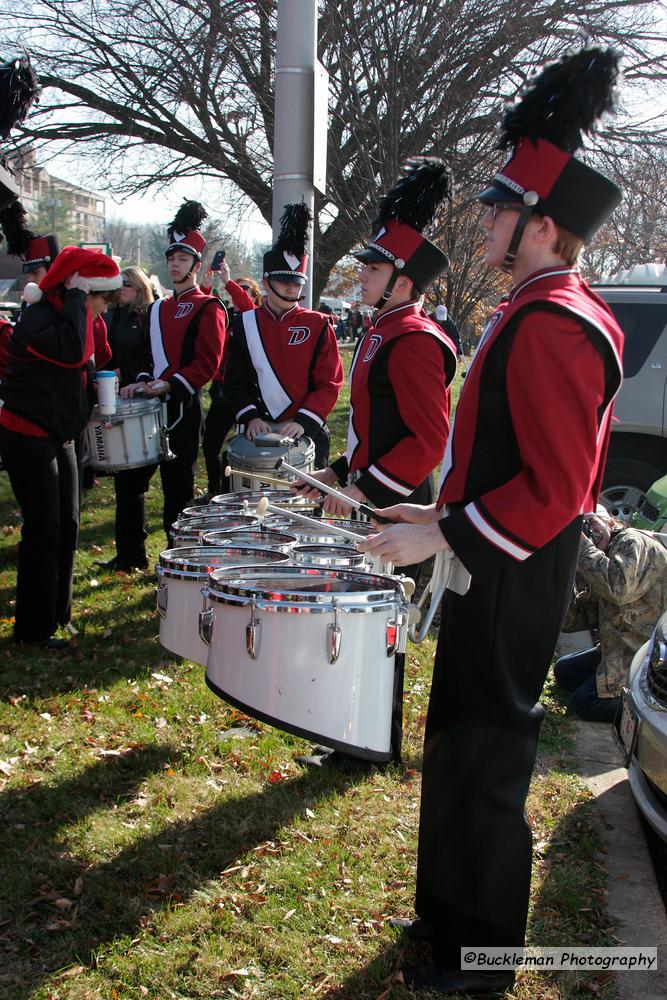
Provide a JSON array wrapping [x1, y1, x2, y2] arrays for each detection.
[[0, 355, 617, 999]]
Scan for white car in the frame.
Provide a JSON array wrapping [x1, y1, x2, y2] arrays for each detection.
[[618, 610, 667, 840]]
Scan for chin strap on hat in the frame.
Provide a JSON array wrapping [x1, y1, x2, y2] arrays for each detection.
[[374, 257, 406, 309], [502, 191, 539, 273], [267, 277, 306, 303]]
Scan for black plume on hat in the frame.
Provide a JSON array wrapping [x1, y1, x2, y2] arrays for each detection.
[[0, 55, 39, 140], [275, 203, 312, 257], [372, 157, 453, 234], [499, 47, 620, 154], [167, 199, 208, 241], [0, 199, 37, 254]]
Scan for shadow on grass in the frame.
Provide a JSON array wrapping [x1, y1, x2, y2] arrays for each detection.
[[0, 751, 367, 999]]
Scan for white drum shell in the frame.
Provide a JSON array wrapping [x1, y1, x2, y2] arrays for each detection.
[[203, 567, 406, 759], [157, 546, 289, 664], [84, 398, 166, 471]]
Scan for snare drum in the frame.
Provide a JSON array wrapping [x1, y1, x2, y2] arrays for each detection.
[[201, 566, 411, 760], [157, 546, 290, 664], [170, 514, 259, 547], [202, 527, 298, 551], [228, 432, 315, 492], [84, 397, 168, 471]]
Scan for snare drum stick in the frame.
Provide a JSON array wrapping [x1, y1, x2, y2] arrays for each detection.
[[255, 497, 366, 542], [275, 459, 392, 523], [223, 465, 296, 490]]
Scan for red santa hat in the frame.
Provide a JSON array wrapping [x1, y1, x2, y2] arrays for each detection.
[[23, 246, 121, 304]]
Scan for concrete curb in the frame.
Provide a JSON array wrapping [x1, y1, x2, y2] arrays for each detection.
[[575, 721, 667, 999]]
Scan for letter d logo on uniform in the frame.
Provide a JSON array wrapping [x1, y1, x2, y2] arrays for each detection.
[[288, 327, 311, 346]]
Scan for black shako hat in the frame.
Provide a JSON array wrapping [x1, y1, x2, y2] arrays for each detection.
[[166, 200, 208, 259], [478, 46, 622, 242], [263, 203, 311, 285], [0, 55, 39, 212], [354, 157, 453, 294], [0, 199, 59, 272]]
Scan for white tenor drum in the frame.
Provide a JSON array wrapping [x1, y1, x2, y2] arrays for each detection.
[[170, 514, 259, 547], [201, 565, 411, 760], [84, 398, 168, 471], [202, 527, 298, 551], [227, 432, 315, 492], [157, 546, 290, 665]]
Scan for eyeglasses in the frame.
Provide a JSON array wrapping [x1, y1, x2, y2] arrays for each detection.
[[488, 203, 522, 221], [238, 284, 251, 291], [121, 279, 134, 287]]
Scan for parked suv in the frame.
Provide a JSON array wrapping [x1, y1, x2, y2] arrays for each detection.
[[593, 263, 667, 521]]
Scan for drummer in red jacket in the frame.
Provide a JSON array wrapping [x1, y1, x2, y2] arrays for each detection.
[[360, 48, 625, 996], [122, 201, 228, 544], [223, 204, 343, 468]]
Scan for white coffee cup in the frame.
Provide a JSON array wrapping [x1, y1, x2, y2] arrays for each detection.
[[96, 370, 117, 415]]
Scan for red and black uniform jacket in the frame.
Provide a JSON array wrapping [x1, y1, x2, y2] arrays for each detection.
[[137, 285, 227, 404], [223, 302, 343, 440], [330, 301, 457, 507], [0, 288, 95, 441], [437, 268, 624, 580]]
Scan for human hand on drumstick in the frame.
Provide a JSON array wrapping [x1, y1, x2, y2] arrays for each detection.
[[247, 417, 272, 440], [119, 382, 147, 399], [290, 465, 337, 500], [321, 483, 366, 517], [357, 521, 452, 566], [279, 420, 304, 440], [369, 501, 440, 526]]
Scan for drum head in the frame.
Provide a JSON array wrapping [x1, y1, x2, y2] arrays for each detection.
[[202, 527, 298, 549], [292, 544, 367, 569], [207, 564, 402, 610], [159, 545, 288, 574]]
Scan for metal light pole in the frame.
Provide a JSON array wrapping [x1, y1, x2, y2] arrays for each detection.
[[273, 0, 327, 308]]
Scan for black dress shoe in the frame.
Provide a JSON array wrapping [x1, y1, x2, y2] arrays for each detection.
[[94, 556, 148, 571], [14, 636, 70, 652], [387, 916, 434, 942], [294, 747, 379, 772], [402, 962, 514, 996]]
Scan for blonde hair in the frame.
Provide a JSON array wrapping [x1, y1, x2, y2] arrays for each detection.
[[235, 275, 262, 306], [553, 226, 584, 267], [122, 266, 156, 313]]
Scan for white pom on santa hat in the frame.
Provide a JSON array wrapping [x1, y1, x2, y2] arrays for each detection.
[[23, 281, 43, 304]]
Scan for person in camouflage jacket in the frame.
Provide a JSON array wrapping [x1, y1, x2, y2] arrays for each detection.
[[555, 515, 667, 721]]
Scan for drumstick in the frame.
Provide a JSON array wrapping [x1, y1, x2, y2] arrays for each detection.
[[223, 465, 295, 490], [255, 497, 366, 542], [274, 459, 392, 523]]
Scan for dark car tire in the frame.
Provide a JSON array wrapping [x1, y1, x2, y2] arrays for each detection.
[[600, 457, 664, 522]]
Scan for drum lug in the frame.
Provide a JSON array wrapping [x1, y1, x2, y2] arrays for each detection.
[[156, 582, 168, 619], [199, 607, 214, 646], [246, 601, 261, 659], [386, 617, 398, 657], [327, 604, 342, 665]]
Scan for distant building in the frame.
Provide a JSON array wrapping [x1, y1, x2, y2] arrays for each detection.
[[0, 148, 107, 292], [12, 147, 106, 242]]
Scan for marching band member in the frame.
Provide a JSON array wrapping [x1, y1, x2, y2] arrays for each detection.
[[122, 201, 228, 543], [298, 159, 457, 521], [360, 49, 625, 995], [296, 159, 457, 768], [223, 204, 343, 467], [200, 261, 261, 498], [0, 247, 121, 649]]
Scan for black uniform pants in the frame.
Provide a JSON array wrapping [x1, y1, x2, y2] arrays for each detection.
[[0, 429, 79, 641], [202, 383, 235, 496], [113, 464, 156, 564], [160, 397, 202, 541], [414, 517, 581, 966]]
